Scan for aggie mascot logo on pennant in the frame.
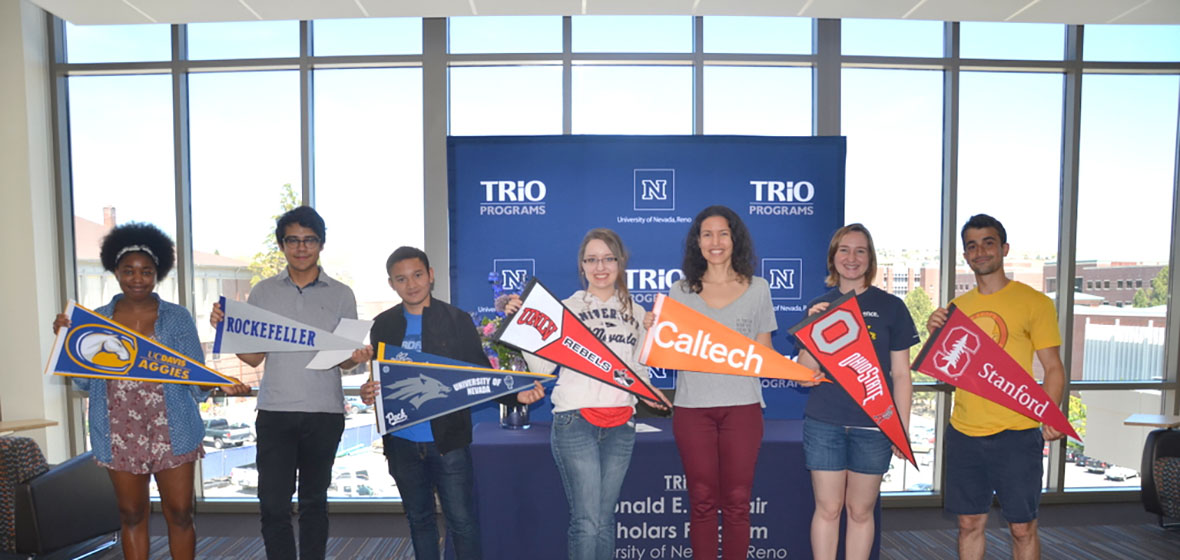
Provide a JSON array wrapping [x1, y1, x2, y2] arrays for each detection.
[[66, 324, 138, 375]]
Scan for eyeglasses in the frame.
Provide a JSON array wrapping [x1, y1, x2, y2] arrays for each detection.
[[282, 236, 322, 248], [581, 256, 619, 267]]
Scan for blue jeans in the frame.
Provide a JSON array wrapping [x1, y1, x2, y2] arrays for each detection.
[[551, 410, 636, 560], [384, 436, 481, 560]]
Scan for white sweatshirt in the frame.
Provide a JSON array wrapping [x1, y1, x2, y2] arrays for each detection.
[[522, 290, 650, 413]]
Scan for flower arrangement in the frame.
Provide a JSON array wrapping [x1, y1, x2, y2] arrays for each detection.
[[476, 272, 527, 371]]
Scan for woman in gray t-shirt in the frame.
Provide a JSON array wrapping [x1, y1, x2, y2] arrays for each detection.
[[649, 205, 777, 560]]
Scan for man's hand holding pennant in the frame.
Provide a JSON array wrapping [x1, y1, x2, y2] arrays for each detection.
[[372, 343, 555, 435], [912, 305, 1080, 441], [639, 294, 818, 383], [491, 279, 672, 409], [46, 301, 237, 386], [789, 292, 917, 467]]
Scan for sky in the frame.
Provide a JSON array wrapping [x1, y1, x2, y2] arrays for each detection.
[[64, 16, 1180, 309]]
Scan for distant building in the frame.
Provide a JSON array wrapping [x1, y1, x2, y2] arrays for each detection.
[[1044, 260, 1165, 308]]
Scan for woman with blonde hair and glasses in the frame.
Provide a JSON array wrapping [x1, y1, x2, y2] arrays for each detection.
[[507, 228, 667, 560]]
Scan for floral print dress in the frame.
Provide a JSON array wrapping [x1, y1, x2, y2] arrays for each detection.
[[100, 379, 203, 474]]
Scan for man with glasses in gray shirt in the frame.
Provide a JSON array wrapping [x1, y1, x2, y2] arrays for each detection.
[[211, 206, 372, 560]]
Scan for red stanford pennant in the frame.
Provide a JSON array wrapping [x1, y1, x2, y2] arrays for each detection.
[[492, 278, 671, 408], [789, 292, 916, 467], [912, 305, 1080, 441]]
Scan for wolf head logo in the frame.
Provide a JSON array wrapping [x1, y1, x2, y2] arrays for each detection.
[[385, 374, 452, 409]]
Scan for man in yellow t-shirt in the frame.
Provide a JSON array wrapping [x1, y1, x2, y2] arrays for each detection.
[[927, 214, 1066, 560]]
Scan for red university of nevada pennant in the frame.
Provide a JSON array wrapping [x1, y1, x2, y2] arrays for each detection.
[[789, 292, 916, 467], [492, 278, 671, 408], [912, 304, 1080, 440]]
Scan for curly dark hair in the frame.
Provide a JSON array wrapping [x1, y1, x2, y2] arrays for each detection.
[[99, 222, 176, 279], [680, 205, 755, 293], [961, 213, 1007, 246]]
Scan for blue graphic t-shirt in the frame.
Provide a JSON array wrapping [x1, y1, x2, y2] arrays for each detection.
[[393, 310, 434, 442], [800, 286, 919, 427]]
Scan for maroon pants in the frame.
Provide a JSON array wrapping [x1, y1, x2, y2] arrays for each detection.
[[673, 404, 764, 559]]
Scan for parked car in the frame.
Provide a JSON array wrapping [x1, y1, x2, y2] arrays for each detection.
[[1104, 467, 1139, 482], [344, 396, 372, 415], [328, 466, 372, 497], [906, 483, 933, 492], [203, 418, 253, 449], [231, 463, 259, 489]]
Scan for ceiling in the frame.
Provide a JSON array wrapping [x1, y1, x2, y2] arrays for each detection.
[[27, 0, 1180, 26]]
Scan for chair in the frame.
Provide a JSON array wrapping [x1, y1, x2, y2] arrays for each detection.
[[1140, 428, 1180, 529], [0, 437, 118, 560]]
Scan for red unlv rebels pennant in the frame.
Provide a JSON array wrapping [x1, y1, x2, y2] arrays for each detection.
[[789, 292, 916, 467], [912, 305, 1080, 441], [492, 278, 671, 408]]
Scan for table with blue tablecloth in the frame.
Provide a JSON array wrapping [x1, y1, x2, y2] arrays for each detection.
[[468, 417, 881, 559]]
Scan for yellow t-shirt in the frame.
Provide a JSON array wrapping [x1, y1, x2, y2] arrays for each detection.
[[948, 280, 1061, 436]]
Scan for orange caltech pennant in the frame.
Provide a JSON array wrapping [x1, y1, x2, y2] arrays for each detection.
[[639, 294, 818, 383]]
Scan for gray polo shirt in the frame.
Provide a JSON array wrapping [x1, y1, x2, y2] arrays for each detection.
[[671, 276, 777, 408], [248, 267, 358, 414]]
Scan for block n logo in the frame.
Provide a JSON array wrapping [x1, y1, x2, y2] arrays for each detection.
[[493, 259, 536, 292], [633, 169, 675, 211], [762, 258, 803, 300]]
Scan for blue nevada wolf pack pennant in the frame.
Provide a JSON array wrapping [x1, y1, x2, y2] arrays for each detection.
[[373, 343, 554, 435], [46, 301, 237, 386]]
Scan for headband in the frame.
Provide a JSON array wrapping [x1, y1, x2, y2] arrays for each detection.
[[115, 244, 159, 266]]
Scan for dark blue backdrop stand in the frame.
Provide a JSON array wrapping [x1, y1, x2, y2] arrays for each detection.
[[448, 135, 847, 428], [458, 418, 880, 560]]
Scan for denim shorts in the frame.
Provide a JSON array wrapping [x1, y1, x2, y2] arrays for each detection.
[[944, 424, 1044, 524], [802, 417, 893, 475]]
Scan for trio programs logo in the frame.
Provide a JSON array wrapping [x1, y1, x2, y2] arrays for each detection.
[[749, 180, 816, 216], [627, 268, 684, 305], [480, 180, 547, 216], [66, 324, 138, 375]]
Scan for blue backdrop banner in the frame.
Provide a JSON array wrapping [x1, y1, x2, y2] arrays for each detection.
[[448, 135, 846, 422]]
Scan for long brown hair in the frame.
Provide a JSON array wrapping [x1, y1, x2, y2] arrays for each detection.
[[578, 228, 633, 318]]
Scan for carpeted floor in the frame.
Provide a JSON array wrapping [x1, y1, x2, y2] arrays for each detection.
[[881, 523, 1180, 560], [91, 524, 1180, 559]]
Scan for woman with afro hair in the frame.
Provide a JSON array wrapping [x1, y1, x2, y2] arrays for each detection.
[[53, 222, 248, 560]]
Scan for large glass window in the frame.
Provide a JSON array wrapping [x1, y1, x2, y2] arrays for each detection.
[[843, 68, 944, 493], [449, 16, 562, 54], [572, 67, 692, 134], [572, 16, 692, 53], [957, 72, 1063, 309], [1065, 74, 1179, 490], [449, 66, 563, 135], [67, 75, 178, 308], [65, 22, 171, 63], [960, 22, 1064, 60], [703, 67, 811, 135], [313, 18, 422, 56], [842, 19, 943, 58], [703, 17, 811, 54], [1084, 25, 1180, 62], [187, 21, 300, 60]]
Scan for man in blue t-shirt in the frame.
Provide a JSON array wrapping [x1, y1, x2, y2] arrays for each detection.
[[360, 246, 544, 560]]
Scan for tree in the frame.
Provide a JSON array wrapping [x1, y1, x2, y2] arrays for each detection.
[[248, 183, 300, 286], [1132, 266, 1168, 308], [904, 286, 936, 383], [1068, 394, 1087, 443]]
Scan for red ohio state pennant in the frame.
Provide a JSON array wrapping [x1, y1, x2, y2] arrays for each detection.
[[492, 278, 671, 408], [911, 305, 1080, 441], [790, 292, 916, 467]]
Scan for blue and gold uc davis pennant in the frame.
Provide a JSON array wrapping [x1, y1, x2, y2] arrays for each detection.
[[45, 301, 237, 386], [373, 343, 554, 435]]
